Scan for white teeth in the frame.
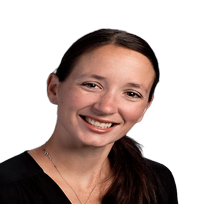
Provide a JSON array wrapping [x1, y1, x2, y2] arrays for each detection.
[[86, 117, 112, 129]]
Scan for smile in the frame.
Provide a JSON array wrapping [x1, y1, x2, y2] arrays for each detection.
[[81, 116, 117, 129]]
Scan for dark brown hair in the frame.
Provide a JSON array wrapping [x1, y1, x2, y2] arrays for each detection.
[[56, 29, 160, 203], [56, 29, 159, 102]]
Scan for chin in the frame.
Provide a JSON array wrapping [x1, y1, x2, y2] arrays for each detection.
[[79, 136, 115, 149]]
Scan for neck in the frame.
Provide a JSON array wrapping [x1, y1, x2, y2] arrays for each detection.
[[44, 133, 113, 182]]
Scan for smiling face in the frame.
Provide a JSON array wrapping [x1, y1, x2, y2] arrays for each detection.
[[48, 45, 155, 148]]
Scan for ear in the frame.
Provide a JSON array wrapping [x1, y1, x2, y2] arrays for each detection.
[[47, 73, 60, 105], [137, 96, 154, 123]]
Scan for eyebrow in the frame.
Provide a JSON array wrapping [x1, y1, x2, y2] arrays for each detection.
[[127, 82, 148, 93], [127, 82, 141, 89], [80, 74, 106, 80]]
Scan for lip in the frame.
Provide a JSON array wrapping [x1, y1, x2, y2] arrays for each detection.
[[81, 115, 118, 124], [80, 115, 119, 133]]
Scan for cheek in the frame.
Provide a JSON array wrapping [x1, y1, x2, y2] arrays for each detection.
[[121, 104, 147, 124], [59, 88, 95, 111]]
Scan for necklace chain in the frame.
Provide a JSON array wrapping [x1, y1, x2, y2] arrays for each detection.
[[43, 148, 102, 204]]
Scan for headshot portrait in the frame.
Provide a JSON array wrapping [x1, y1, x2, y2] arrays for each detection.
[[0, 1, 203, 204]]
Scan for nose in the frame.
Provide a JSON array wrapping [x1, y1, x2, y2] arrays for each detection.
[[92, 92, 118, 115]]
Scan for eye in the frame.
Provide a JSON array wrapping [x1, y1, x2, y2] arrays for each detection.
[[126, 91, 142, 98], [82, 82, 100, 89]]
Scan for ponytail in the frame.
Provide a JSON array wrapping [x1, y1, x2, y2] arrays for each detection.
[[102, 136, 158, 204]]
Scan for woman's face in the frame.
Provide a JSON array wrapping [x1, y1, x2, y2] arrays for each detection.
[[48, 45, 155, 148]]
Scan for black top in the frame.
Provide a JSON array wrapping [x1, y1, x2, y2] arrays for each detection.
[[0, 152, 178, 204]]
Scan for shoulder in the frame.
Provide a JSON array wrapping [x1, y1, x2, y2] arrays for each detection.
[[0, 151, 42, 186], [145, 158, 176, 184], [145, 158, 178, 204], [146, 158, 174, 176]]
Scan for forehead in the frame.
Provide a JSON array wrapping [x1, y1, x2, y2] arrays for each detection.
[[68, 45, 155, 90]]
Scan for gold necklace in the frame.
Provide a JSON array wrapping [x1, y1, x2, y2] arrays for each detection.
[[43, 148, 102, 204]]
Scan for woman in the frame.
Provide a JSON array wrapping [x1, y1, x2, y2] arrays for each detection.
[[0, 29, 178, 204]]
